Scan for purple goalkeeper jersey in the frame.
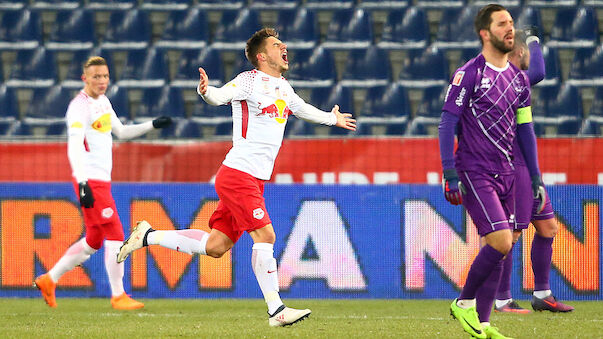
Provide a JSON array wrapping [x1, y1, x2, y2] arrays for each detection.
[[443, 54, 531, 175]]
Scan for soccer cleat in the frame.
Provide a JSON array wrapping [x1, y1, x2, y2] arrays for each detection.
[[531, 295, 574, 312], [110, 293, 144, 310], [117, 220, 153, 263], [494, 300, 531, 314], [450, 299, 486, 339], [268, 305, 311, 327], [34, 274, 57, 308], [482, 325, 515, 339]]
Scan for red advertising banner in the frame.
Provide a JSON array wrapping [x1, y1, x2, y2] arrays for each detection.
[[1, 138, 602, 184]]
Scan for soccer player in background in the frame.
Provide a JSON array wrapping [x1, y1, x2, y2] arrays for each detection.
[[493, 29, 574, 314], [438, 5, 543, 338], [117, 28, 356, 326], [34, 56, 172, 310]]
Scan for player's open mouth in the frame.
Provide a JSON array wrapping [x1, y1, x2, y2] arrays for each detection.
[[282, 52, 288, 63]]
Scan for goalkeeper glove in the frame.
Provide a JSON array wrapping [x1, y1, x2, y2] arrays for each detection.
[[531, 175, 546, 213], [523, 26, 540, 45], [78, 181, 94, 208], [442, 168, 465, 205], [152, 116, 173, 129]]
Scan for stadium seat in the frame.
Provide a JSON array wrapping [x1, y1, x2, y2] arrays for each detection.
[[250, 0, 299, 10], [305, 0, 353, 9], [101, 9, 151, 50], [30, 0, 81, 10], [0, 10, 41, 50], [434, 6, 481, 49], [63, 49, 116, 89], [340, 47, 391, 87], [172, 47, 224, 88], [228, 51, 254, 80], [0, 120, 16, 136], [174, 119, 203, 138], [538, 45, 561, 87], [525, 0, 577, 8], [0, 85, 19, 121], [140, 0, 191, 11], [276, 8, 319, 50], [415, 85, 448, 118], [135, 86, 185, 121], [86, 0, 136, 10], [24, 85, 74, 122], [117, 48, 168, 88], [323, 9, 373, 50], [6, 47, 57, 88], [212, 9, 261, 51], [416, 0, 464, 8], [378, 8, 430, 50], [155, 8, 208, 50], [513, 6, 543, 34], [286, 46, 336, 88], [106, 85, 130, 121], [357, 83, 410, 135], [407, 116, 441, 136], [568, 45, 603, 86], [214, 119, 233, 137], [398, 46, 449, 88], [590, 86, 603, 117], [532, 84, 583, 135], [579, 86, 603, 135], [472, 0, 520, 7], [195, 0, 244, 10], [192, 100, 232, 122], [548, 7, 599, 48], [309, 84, 353, 136], [0, 0, 26, 11], [46, 9, 96, 51], [457, 47, 481, 67], [359, 0, 408, 10], [46, 121, 67, 136]]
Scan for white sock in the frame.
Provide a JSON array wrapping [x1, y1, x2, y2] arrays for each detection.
[[534, 290, 552, 299], [481, 322, 490, 327], [495, 298, 512, 308], [104, 240, 125, 297], [147, 229, 209, 255], [251, 243, 283, 315], [48, 238, 97, 283], [456, 299, 476, 309]]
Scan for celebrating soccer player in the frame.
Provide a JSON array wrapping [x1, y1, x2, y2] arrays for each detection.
[[493, 28, 574, 314], [34, 56, 172, 310], [438, 5, 542, 338], [117, 28, 356, 326]]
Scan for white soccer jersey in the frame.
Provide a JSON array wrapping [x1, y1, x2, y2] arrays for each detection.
[[66, 91, 118, 182], [202, 69, 336, 180]]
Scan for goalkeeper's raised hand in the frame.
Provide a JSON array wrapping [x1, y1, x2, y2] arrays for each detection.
[[531, 175, 546, 213], [442, 168, 465, 205], [78, 181, 94, 208]]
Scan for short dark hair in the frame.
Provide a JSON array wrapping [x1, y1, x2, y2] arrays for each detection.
[[474, 4, 508, 44], [245, 27, 279, 68], [83, 56, 107, 72]]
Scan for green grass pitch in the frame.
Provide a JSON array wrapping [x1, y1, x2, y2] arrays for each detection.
[[1, 298, 601, 338]]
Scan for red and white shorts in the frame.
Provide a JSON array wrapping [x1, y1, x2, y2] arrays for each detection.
[[72, 178, 124, 249], [209, 165, 272, 243]]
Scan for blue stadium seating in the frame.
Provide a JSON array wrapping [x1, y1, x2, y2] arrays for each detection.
[[195, 0, 244, 10], [173, 47, 224, 88], [0, 10, 41, 50], [135, 86, 185, 121], [435, 6, 481, 49], [357, 83, 410, 135], [86, 0, 136, 11], [473, 0, 520, 7], [309, 84, 354, 136], [513, 6, 543, 34], [6, 47, 57, 88], [525, 0, 577, 8], [340, 48, 391, 87], [118, 48, 168, 88], [548, 7, 599, 48], [398, 46, 449, 88], [532, 84, 583, 135], [416, 0, 465, 8], [250, 0, 299, 10], [416, 85, 448, 118], [214, 120, 233, 137], [323, 9, 373, 50], [568, 45, 603, 86], [192, 100, 231, 119], [276, 8, 319, 50], [140, 0, 191, 11], [407, 116, 441, 135], [24, 85, 74, 121], [359, 0, 408, 10], [168, 119, 203, 138], [0, 120, 16, 136], [46, 9, 96, 51], [102, 10, 151, 50], [155, 8, 208, 50], [286, 46, 336, 88], [106, 85, 130, 121], [0, 0, 26, 11], [228, 51, 254, 80], [579, 86, 603, 135], [46, 121, 67, 136], [30, 0, 81, 10], [378, 8, 430, 50], [305, 0, 354, 9], [212, 9, 261, 50], [458, 47, 481, 67], [0, 85, 19, 121], [538, 45, 562, 87]]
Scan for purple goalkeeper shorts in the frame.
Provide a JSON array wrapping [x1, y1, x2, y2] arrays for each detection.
[[459, 170, 515, 237], [514, 164, 555, 229]]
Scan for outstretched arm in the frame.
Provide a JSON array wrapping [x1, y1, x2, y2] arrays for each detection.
[[294, 104, 356, 130], [526, 37, 545, 86], [111, 114, 172, 140]]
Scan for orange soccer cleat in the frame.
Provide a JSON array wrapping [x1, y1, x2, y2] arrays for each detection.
[[34, 274, 57, 308], [111, 293, 144, 310]]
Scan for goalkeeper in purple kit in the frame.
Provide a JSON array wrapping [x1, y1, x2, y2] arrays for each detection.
[[438, 4, 542, 338]]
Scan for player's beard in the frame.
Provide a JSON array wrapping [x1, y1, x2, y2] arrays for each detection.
[[489, 31, 514, 54]]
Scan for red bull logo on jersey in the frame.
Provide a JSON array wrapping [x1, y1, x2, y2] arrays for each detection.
[[91, 113, 112, 133], [260, 99, 292, 124]]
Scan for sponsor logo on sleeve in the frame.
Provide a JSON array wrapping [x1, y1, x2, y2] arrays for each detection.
[[455, 88, 466, 106], [452, 71, 465, 86], [253, 208, 265, 220]]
